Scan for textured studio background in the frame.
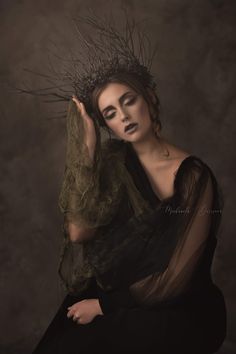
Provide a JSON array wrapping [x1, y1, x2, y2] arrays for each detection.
[[0, 0, 235, 353]]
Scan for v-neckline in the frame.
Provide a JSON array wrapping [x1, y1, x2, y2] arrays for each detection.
[[125, 141, 195, 204]]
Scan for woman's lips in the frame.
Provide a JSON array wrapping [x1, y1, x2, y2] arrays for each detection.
[[124, 123, 138, 133]]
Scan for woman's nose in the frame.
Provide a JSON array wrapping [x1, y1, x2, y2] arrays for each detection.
[[116, 105, 129, 122], [122, 115, 129, 122], [119, 108, 129, 122]]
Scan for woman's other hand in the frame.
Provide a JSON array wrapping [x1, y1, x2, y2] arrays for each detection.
[[72, 95, 97, 163], [67, 298, 104, 325]]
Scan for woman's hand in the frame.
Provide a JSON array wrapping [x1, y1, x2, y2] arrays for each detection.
[[72, 95, 97, 163], [67, 298, 104, 325]]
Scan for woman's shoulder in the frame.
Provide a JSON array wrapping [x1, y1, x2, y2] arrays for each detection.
[[173, 152, 220, 204], [163, 142, 218, 196], [164, 140, 210, 173], [174, 154, 214, 186], [175, 153, 224, 212]]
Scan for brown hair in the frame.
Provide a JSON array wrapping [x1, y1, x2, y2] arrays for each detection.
[[90, 72, 162, 137]]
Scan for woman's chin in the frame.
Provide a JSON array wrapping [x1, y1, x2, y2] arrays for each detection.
[[116, 128, 150, 143], [123, 130, 149, 143]]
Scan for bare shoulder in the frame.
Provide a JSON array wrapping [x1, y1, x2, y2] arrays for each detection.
[[164, 139, 191, 165]]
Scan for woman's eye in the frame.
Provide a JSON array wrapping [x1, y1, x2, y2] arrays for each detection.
[[104, 96, 137, 120], [125, 97, 136, 105], [105, 112, 115, 120]]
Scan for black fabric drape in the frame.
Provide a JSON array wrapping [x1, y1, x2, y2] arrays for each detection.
[[32, 139, 226, 354]]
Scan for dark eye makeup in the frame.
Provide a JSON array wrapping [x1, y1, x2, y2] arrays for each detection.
[[104, 96, 137, 120]]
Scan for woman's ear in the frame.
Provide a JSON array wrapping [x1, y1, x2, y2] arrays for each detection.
[[147, 87, 157, 105], [146, 87, 157, 123]]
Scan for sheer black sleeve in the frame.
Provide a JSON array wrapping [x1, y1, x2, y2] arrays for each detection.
[[96, 156, 223, 313], [128, 159, 219, 306]]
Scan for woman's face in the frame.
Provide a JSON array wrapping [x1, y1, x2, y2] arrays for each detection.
[[97, 82, 154, 142]]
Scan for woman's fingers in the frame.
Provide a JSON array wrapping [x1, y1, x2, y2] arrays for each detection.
[[70, 94, 96, 163], [67, 309, 78, 321], [67, 304, 76, 317], [79, 101, 87, 117], [67, 312, 72, 318], [72, 95, 81, 111], [72, 95, 84, 112], [67, 307, 81, 322], [72, 95, 90, 121]]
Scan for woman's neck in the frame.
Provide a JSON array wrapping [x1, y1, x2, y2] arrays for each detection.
[[130, 133, 170, 163]]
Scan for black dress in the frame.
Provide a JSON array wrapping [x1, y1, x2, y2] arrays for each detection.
[[32, 142, 227, 354]]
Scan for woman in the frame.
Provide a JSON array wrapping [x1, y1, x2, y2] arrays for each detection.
[[31, 13, 226, 354]]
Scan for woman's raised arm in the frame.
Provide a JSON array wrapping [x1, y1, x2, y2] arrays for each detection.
[[67, 222, 96, 243]]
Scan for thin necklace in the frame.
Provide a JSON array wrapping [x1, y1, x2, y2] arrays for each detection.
[[154, 127, 170, 159], [159, 138, 170, 159], [153, 130, 170, 159], [127, 137, 170, 161]]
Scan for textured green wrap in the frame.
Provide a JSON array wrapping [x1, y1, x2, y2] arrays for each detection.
[[57, 100, 151, 294]]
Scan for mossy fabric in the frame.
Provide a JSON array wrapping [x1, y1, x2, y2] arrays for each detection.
[[58, 100, 151, 294]]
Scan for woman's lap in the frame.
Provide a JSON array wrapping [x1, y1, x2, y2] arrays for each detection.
[[32, 297, 193, 354], [32, 287, 226, 354], [32, 293, 122, 354]]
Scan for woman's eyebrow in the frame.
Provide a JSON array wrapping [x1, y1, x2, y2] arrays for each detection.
[[101, 91, 133, 115]]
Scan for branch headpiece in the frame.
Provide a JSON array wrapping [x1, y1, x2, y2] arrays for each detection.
[[17, 8, 158, 123]]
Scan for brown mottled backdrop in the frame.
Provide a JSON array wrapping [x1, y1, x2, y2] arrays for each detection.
[[0, 0, 235, 353]]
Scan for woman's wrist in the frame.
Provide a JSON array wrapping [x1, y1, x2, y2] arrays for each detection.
[[94, 298, 104, 315]]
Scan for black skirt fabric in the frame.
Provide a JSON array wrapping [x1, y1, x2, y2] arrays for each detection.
[[32, 279, 226, 354]]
